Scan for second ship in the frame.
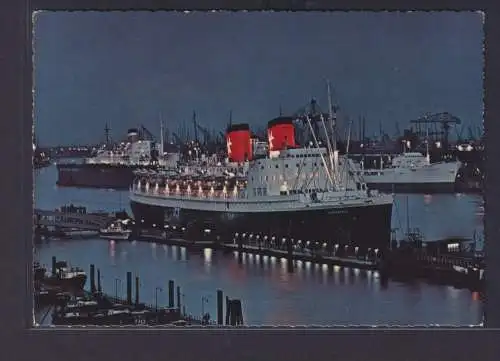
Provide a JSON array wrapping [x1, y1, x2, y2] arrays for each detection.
[[56, 126, 179, 189]]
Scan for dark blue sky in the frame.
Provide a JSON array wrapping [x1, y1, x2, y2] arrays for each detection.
[[33, 11, 484, 146]]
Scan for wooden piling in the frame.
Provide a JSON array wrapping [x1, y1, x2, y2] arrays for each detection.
[[135, 276, 140, 306], [97, 269, 102, 292], [168, 280, 174, 308], [126, 272, 132, 305], [217, 289, 223, 325], [176, 286, 181, 309], [51, 256, 56, 276], [225, 296, 230, 325], [90, 264, 96, 293]]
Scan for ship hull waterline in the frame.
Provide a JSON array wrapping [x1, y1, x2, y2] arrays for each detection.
[[365, 181, 457, 194], [129, 199, 393, 251], [56, 163, 159, 189]]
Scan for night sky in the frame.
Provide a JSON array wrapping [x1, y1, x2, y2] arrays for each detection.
[[33, 11, 484, 146]]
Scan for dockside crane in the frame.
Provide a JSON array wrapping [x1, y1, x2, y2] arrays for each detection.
[[394, 121, 401, 138], [409, 112, 461, 150], [171, 132, 182, 145], [139, 125, 155, 141]]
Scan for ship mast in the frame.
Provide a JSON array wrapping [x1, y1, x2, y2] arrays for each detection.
[[326, 80, 339, 186], [104, 123, 111, 147], [159, 113, 164, 158], [425, 126, 430, 165], [304, 115, 336, 190]]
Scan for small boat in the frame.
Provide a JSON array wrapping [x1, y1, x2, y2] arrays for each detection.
[[99, 219, 133, 240], [42, 261, 87, 291]]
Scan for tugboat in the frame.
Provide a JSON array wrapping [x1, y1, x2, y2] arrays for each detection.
[[99, 219, 133, 241], [129, 89, 395, 253], [41, 259, 87, 291]]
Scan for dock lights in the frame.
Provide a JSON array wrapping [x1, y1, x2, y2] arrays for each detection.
[[210, 186, 215, 197], [145, 182, 150, 193], [234, 232, 239, 238], [297, 240, 302, 244], [165, 184, 170, 194], [181, 227, 186, 232], [198, 185, 203, 196], [152, 224, 156, 228], [164, 225, 169, 229], [249, 234, 254, 239], [374, 248, 379, 256], [242, 233, 247, 238], [203, 228, 211, 234], [138, 181, 142, 189], [176, 184, 181, 194], [155, 183, 159, 194], [306, 241, 310, 246], [233, 186, 238, 197], [355, 246, 359, 254], [263, 235, 268, 241], [256, 235, 260, 240], [187, 185, 192, 195], [282, 238, 286, 244], [322, 242, 327, 248], [141, 219, 144, 223]]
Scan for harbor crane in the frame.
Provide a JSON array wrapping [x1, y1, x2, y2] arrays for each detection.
[[171, 132, 182, 145], [139, 125, 155, 141], [409, 112, 461, 150]]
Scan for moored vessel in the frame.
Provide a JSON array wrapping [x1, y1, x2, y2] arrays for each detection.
[[99, 219, 133, 240], [41, 260, 87, 291], [129, 98, 394, 252], [56, 125, 180, 189], [354, 151, 461, 193]]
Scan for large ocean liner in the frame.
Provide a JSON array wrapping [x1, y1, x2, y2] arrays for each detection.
[[56, 126, 179, 189], [129, 107, 395, 251]]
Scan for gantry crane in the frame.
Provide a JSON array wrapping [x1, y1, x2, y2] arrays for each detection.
[[409, 112, 461, 150]]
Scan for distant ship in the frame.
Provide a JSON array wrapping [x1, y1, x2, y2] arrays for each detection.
[[56, 126, 179, 189], [129, 112, 394, 252], [353, 151, 461, 193]]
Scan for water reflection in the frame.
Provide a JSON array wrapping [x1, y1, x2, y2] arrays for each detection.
[[34, 166, 483, 325], [151, 242, 157, 261], [203, 248, 212, 273], [36, 239, 482, 325]]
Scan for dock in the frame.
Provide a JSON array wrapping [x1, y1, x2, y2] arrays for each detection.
[[36, 260, 244, 327], [34, 208, 485, 292]]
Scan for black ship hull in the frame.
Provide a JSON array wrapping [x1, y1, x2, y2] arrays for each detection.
[[41, 274, 87, 291], [57, 163, 143, 189], [130, 200, 393, 250]]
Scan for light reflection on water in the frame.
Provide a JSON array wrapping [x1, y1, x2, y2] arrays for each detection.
[[35, 165, 483, 325], [36, 238, 483, 326]]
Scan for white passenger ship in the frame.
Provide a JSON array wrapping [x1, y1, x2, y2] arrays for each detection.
[[129, 113, 394, 250]]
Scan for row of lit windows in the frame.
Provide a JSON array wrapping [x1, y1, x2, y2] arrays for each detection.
[[260, 162, 320, 170], [250, 172, 319, 183]]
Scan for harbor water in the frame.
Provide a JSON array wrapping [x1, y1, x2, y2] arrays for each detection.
[[34, 164, 484, 325]]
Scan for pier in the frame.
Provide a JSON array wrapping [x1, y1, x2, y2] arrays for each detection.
[[34, 207, 115, 231], [36, 259, 244, 327]]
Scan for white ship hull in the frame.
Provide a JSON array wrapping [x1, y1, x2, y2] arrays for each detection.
[[99, 230, 132, 240], [356, 161, 461, 193]]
